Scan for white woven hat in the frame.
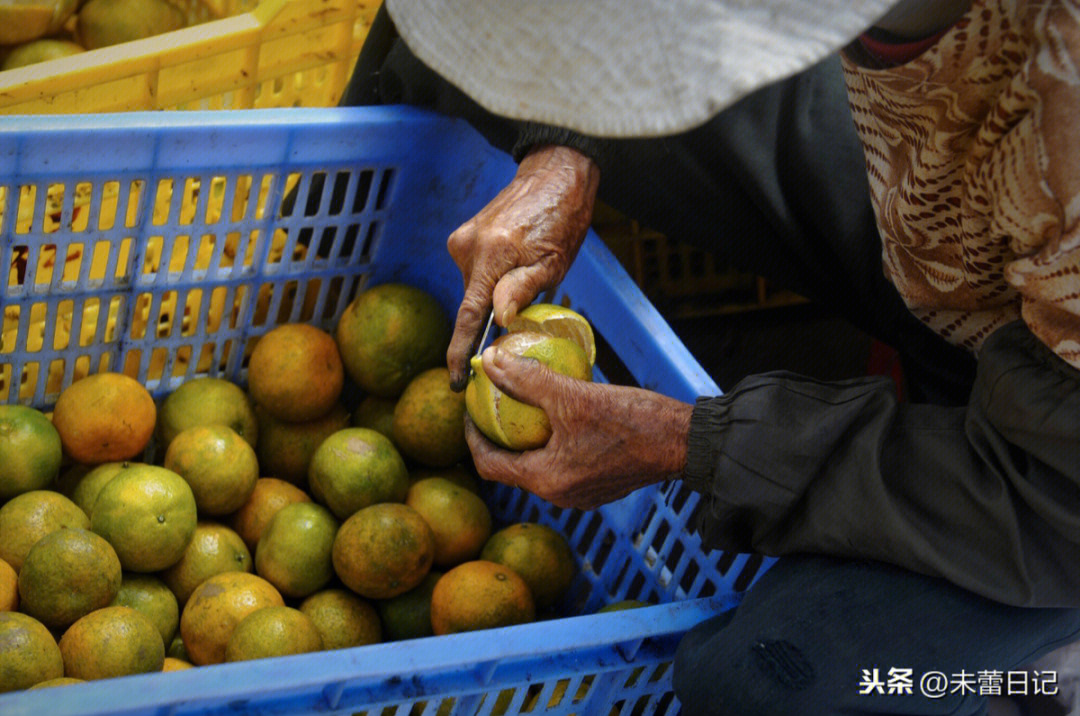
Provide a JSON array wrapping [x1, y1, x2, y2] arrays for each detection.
[[385, 0, 899, 138]]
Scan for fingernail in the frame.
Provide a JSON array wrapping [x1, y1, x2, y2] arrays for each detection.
[[484, 345, 505, 369], [501, 301, 518, 327]]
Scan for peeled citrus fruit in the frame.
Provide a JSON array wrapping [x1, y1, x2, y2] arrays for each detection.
[[507, 303, 596, 365], [465, 332, 592, 450]]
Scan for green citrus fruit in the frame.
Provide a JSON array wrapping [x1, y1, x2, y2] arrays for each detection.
[[157, 377, 258, 450], [59, 605, 164, 680], [255, 502, 338, 599], [350, 395, 396, 440], [110, 573, 180, 646], [163, 425, 259, 516], [18, 527, 122, 629], [376, 571, 441, 641], [392, 368, 468, 468], [90, 464, 197, 572], [0, 405, 62, 501], [335, 283, 450, 397], [299, 589, 381, 650], [0, 490, 89, 571], [308, 428, 408, 520], [0, 612, 63, 692], [480, 523, 576, 610], [224, 606, 323, 662]]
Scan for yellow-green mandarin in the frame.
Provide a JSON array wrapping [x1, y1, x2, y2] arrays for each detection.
[[90, 464, 197, 572], [335, 283, 450, 397], [466, 332, 592, 451], [0, 406, 62, 501]]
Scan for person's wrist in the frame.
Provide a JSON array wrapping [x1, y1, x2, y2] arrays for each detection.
[[519, 145, 599, 188], [661, 399, 694, 478], [621, 387, 692, 479]]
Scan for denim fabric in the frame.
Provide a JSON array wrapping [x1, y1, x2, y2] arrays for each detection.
[[674, 556, 1080, 715]]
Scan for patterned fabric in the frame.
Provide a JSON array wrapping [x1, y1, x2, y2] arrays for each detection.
[[842, 0, 1080, 368]]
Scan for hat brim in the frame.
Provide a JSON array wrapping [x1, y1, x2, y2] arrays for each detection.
[[387, 0, 897, 138]]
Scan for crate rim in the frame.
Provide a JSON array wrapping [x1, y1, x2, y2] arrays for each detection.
[[0, 106, 417, 134], [0, 597, 735, 715]]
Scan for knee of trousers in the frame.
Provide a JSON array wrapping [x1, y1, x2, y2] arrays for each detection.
[[672, 615, 821, 716]]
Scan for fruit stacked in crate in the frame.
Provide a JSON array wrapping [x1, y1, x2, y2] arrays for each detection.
[[1, 0, 250, 71], [0, 279, 618, 693]]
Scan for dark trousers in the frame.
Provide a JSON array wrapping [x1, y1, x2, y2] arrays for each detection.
[[674, 556, 1080, 715]]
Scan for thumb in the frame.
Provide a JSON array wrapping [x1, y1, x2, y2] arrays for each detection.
[[492, 262, 557, 327], [480, 345, 567, 411]]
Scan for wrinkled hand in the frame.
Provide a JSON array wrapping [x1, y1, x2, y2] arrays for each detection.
[[446, 145, 600, 390], [466, 346, 694, 510]]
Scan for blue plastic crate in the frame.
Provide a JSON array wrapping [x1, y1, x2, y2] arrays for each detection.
[[0, 108, 772, 715]]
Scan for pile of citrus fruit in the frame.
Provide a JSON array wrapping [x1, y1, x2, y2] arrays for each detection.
[[1, 0, 192, 71], [0, 282, 608, 695]]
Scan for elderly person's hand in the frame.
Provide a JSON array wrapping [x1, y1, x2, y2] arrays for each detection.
[[465, 344, 694, 510], [445, 145, 599, 391]]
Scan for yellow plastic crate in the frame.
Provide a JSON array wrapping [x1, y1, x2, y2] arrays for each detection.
[[0, 0, 379, 113]]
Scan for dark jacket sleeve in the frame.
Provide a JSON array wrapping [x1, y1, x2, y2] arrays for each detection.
[[683, 320, 1080, 608]]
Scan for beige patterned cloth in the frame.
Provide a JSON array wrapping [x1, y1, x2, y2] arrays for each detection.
[[843, 0, 1080, 369]]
